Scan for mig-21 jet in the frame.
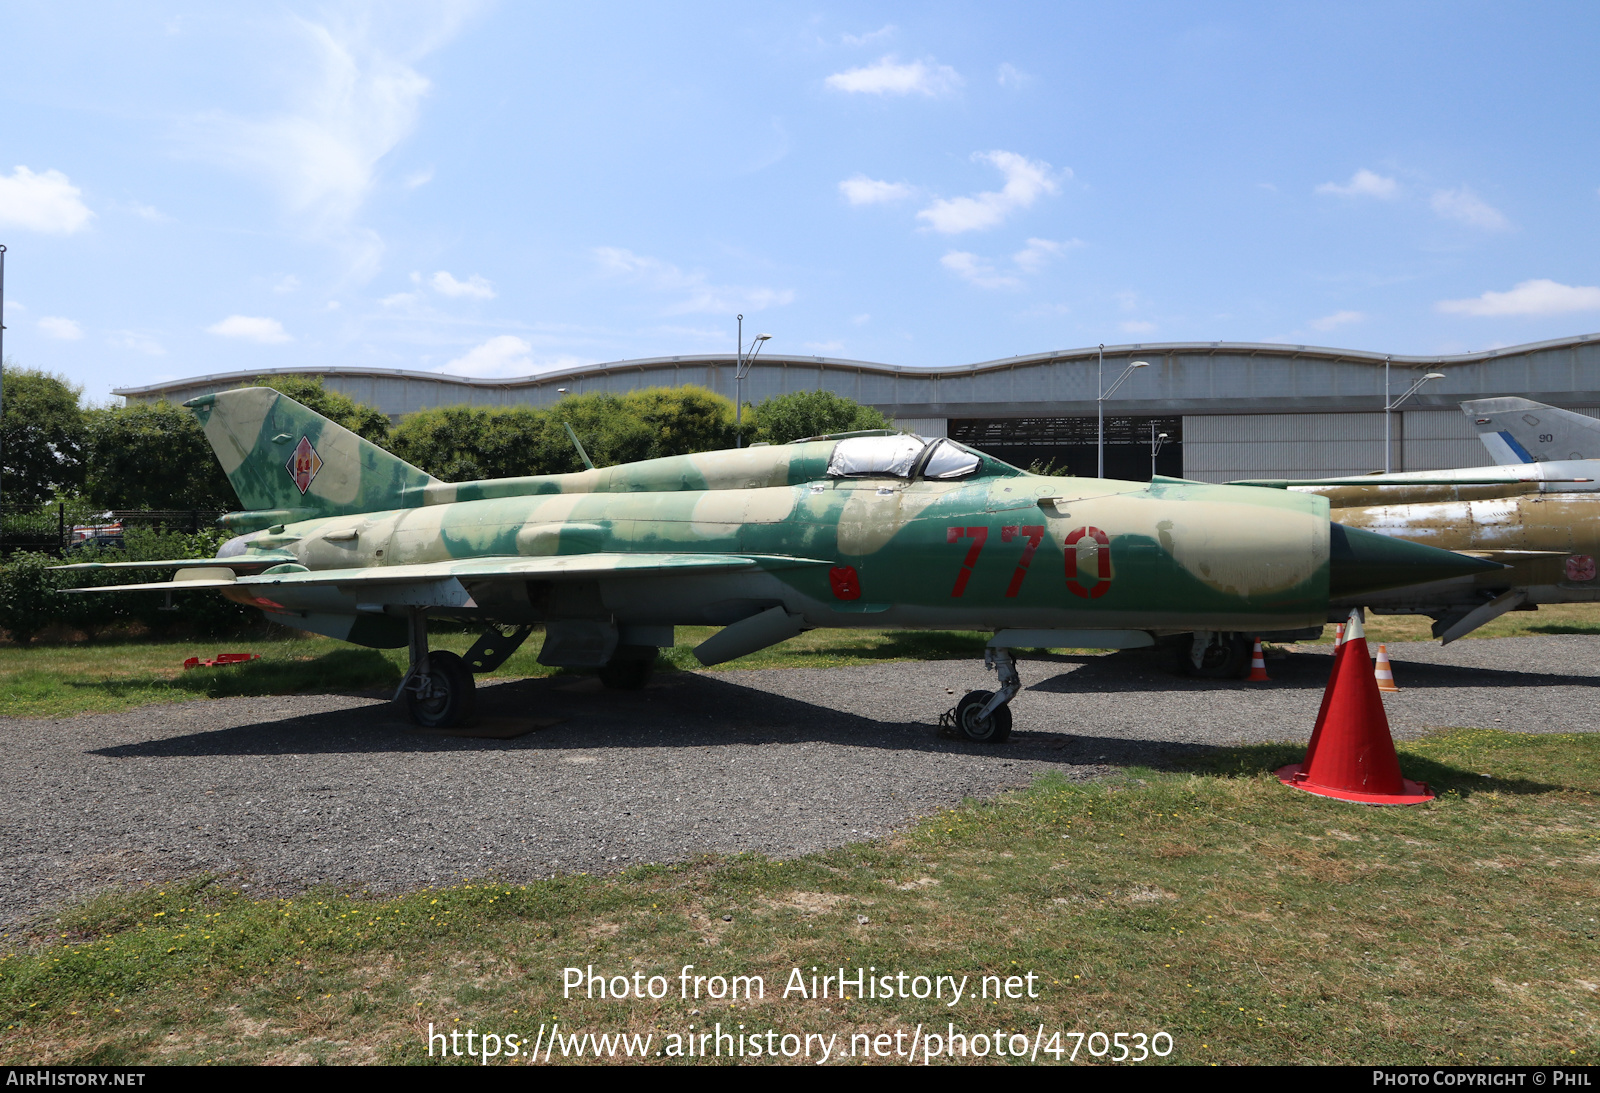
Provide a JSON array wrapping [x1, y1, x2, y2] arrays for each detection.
[[59, 387, 1496, 739]]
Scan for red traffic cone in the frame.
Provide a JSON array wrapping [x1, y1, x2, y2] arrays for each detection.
[[1246, 638, 1271, 682], [1276, 611, 1433, 805]]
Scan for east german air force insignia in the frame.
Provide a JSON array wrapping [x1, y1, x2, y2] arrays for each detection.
[[286, 436, 323, 494]]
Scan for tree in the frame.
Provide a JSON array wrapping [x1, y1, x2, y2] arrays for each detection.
[[550, 386, 738, 470], [250, 375, 391, 445], [82, 401, 236, 510], [389, 406, 551, 481], [749, 389, 890, 445], [0, 365, 86, 508]]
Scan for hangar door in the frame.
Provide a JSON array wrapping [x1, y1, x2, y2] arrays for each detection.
[[948, 416, 1182, 480]]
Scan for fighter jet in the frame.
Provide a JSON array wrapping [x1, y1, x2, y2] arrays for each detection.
[[1229, 397, 1600, 643], [59, 387, 1495, 737]]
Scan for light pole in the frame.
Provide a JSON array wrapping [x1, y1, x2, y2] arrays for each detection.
[[734, 314, 771, 448], [1150, 427, 1168, 480], [1097, 347, 1149, 478], [1383, 356, 1445, 473]]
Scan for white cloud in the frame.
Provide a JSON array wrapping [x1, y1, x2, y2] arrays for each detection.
[[1119, 320, 1156, 335], [431, 270, 496, 299], [274, 275, 301, 294], [850, 313, 871, 326], [184, 9, 472, 275], [1431, 186, 1510, 231], [129, 202, 168, 222], [1437, 279, 1600, 317], [825, 55, 962, 96], [841, 25, 895, 47], [838, 176, 914, 205], [380, 291, 421, 308], [940, 251, 1020, 290], [206, 315, 292, 343], [593, 247, 794, 314], [916, 151, 1062, 234], [0, 166, 94, 234], [1013, 237, 1073, 273], [997, 63, 1030, 87], [404, 166, 434, 189], [1310, 309, 1366, 331], [442, 335, 535, 376], [109, 331, 166, 356], [38, 317, 83, 340], [1315, 168, 1399, 199], [804, 340, 845, 354]]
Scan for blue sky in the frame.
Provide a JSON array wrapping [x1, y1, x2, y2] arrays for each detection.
[[2, 1, 1598, 403]]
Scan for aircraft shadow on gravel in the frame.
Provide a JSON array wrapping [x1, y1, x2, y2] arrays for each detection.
[[86, 668, 1294, 773], [85, 667, 1564, 799], [1024, 648, 1600, 694]]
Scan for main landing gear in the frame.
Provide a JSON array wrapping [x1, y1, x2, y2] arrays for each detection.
[[941, 647, 1020, 744], [398, 609, 482, 729]]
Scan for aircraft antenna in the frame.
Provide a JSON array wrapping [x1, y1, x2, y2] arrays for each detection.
[[563, 422, 595, 470]]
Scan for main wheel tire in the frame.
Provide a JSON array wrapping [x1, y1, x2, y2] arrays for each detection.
[[954, 689, 1013, 744], [1187, 632, 1250, 679], [599, 645, 658, 691], [405, 649, 476, 728]]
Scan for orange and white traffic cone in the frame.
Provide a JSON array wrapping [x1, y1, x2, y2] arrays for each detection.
[[1334, 623, 1346, 646], [1374, 643, 1400, 692], [1276, 610, 1433, 806], [1246, 638, 1271, 682]]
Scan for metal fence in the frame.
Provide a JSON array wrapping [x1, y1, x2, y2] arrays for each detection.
[[0, 504, 226, 558]]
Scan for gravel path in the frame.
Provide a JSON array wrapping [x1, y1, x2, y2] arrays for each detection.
[[2, 635, 1596, 927]]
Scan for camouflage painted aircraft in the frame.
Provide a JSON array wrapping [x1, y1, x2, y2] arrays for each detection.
[[60, 387, 1495, 738], [1230, 397, 1600, 642]]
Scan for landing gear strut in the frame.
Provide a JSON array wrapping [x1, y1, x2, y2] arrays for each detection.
[[397, 608, 477, 728], [941, 647, 1019, 744]]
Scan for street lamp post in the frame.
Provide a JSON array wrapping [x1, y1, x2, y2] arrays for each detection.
[[1150, 426, 1168, 480], [1097, 347, 1149, 478], [1383, 356, 1446, 473], [734, 314, 771, 448]]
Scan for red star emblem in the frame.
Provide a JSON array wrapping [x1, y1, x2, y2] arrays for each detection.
[[286, 436, 322, 494]]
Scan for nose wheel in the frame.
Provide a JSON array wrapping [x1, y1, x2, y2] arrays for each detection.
[[940, 647, 1019, 744]]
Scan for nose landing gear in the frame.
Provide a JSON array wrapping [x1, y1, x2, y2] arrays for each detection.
[[941, 647, 1020, 744]]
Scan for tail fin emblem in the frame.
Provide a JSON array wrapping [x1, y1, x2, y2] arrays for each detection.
[[286, 436, 323, 494]]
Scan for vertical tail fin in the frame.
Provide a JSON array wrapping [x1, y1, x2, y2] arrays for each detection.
[[184, 387, 437, 518], [1462, 396, 1600, 463]]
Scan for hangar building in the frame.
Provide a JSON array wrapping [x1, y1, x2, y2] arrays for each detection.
[[115, 333, 1600, 483]]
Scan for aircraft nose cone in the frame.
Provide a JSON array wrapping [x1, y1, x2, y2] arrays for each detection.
[[1329, 523, 1503, 597]]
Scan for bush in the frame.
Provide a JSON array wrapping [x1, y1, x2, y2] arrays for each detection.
[[0, 551, 65, 643], [389, 406, 551, 480], [83, 401, 236, 510], [2, 528, 259, 643], [749, 389, 890, 444]]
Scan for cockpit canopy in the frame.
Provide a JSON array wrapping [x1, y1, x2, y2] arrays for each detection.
[[826, 435, 982, 480]]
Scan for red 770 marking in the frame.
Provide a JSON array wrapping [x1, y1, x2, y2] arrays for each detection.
[[1001, 525, 1046, 597], [946, 525, 989, 596]]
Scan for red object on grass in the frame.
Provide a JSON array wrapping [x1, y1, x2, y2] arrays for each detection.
[[1275, 613, 1433, 806], [182, 653, 261, 670]]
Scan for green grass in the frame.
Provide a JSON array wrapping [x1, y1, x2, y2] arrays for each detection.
[[1, 729, 1595, 1065]]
